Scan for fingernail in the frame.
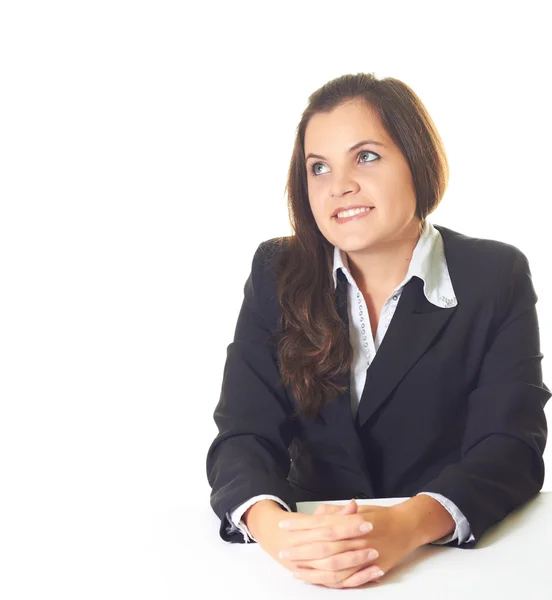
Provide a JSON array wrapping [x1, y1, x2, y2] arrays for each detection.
[[367, 549, 379, 560], [372, 569, 385, 579], [279, 521, 290, 528], [279, 550, 289, 558], [359, 522, 373, 533], [293, 571, 302, 578]]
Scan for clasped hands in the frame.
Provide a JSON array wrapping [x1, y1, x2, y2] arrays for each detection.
[[274, 499, 421, 589]]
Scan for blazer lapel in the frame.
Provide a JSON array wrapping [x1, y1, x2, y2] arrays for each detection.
[[355, 275, 457, 428], [312, 225, 462, 490], [317, 249, 457, 473], [319, 239, 456, 474]]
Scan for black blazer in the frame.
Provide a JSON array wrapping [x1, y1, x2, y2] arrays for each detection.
[[206, 224, 550, 548]]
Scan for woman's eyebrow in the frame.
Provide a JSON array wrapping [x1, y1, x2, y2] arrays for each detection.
[[305, 139, 386, 161]]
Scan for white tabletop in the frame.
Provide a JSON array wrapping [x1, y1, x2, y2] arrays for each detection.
[[178, 492, 552, 598]]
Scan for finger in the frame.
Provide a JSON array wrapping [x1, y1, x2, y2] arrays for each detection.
[[313, 499, 357, 516], [282, 518, 373, 544], [312, 519, 372, 546], [282, 537, 367, 561], [338, 500, 358, 515], [279, 513, 367, 532], [293, 565, 358, 588], [313, 504, 340, 516], [339, 564, 386, 588], [300, 547, 379, 572]]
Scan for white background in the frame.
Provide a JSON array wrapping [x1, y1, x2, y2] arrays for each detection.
[[1, 1, 550, 597]]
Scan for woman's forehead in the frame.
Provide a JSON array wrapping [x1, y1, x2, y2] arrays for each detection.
[[304, 103, 391, 154]]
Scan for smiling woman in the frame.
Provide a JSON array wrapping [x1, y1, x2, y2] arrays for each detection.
[[205, 72, 550, 590]]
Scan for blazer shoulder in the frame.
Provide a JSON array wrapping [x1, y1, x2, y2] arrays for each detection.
[[256, 236, 291, 260], [246, 237, 291, 323], [251, 236, 291, 278], [437, 224, 530, 273]]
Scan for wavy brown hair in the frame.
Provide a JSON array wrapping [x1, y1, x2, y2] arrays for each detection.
[[274, 72, 450, 421]]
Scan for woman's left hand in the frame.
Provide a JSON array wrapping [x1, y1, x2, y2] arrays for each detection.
[[278, 500, 422, 588]]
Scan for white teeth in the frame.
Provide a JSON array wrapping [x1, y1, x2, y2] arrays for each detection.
[[336, 207, 372, 219]]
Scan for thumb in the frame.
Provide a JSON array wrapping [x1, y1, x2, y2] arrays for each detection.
[[337, 499, 358, 515], [313, 503, 340, 516]]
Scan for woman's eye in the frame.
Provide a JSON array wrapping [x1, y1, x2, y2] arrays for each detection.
[[311, 162, 327, 175], [310, 150, 379, 176], [358, 150, 378, 163]]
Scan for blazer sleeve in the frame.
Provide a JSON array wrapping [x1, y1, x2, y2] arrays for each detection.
[[420, 246, 550, 548], [206, 240, 298, 543]]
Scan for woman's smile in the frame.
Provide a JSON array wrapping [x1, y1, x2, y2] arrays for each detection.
[[333, 207, 375, 224]]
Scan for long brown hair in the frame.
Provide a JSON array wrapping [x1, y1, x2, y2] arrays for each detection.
[[274, 72, 449, 421]]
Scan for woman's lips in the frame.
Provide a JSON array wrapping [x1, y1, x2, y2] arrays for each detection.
[[333, 208, 374, 224]]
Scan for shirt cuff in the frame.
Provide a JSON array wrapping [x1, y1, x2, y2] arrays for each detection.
[[417, 492, 475, 545], [226, 495, 292, 543]]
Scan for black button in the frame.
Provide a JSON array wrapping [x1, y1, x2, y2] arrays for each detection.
[[354, 493, 368, 499]]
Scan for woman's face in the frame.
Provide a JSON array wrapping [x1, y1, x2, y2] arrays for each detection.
[[304, 99, 420, 253]]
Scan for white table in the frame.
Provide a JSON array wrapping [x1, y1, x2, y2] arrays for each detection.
[[177, 492, 552, 598]]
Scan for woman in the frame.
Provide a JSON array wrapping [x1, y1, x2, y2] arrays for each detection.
[[205, 72, 550, 588]]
